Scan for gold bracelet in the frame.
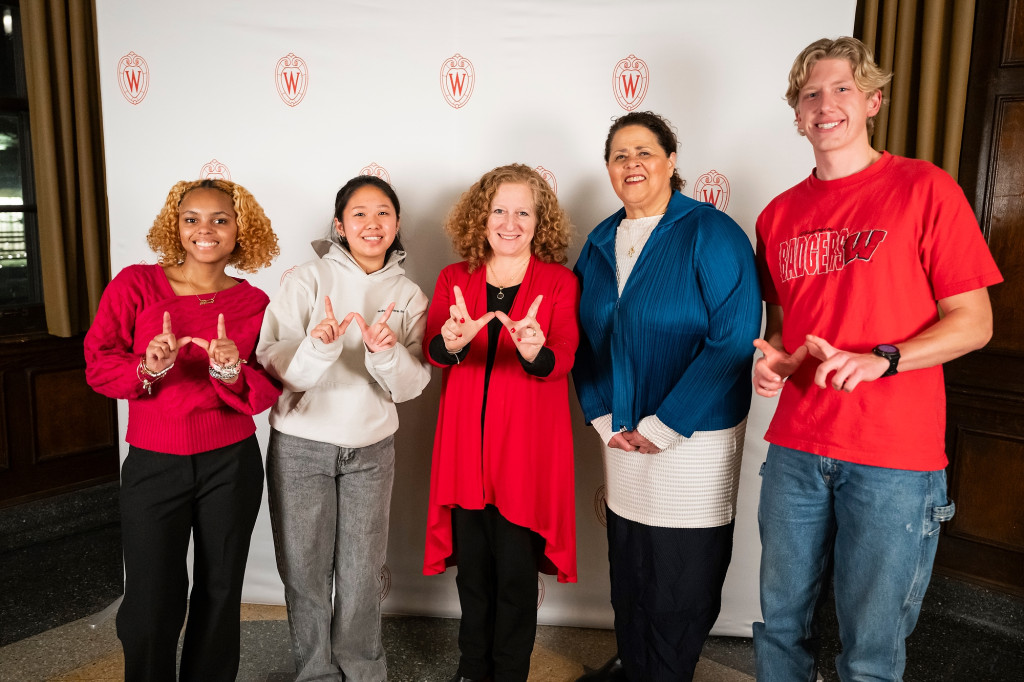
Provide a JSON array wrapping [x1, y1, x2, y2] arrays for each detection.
[[137, 358, 173, 395]]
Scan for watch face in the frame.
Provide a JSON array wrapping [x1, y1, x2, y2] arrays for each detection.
[[877, 344, 898, 354]]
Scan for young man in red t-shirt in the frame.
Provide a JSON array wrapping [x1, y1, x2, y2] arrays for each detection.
[[751, 36, 1002, 681]]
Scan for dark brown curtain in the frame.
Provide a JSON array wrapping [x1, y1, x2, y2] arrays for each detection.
[[21, 0, 108, 337], [856, 0, 976, 177]]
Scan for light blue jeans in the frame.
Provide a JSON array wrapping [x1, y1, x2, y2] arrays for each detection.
[[753, 444, 955, 682], [267, 429, 395, 682]]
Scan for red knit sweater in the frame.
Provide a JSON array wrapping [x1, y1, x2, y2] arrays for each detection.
[[84, 264, 281, 455]]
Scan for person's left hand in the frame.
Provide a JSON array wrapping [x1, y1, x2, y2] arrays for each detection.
[[805, 334, 890, 392], [622, 429, 662, 454], [191, 314, 240, 380], [494, 295, 546, 363], [352, 302, 398, 353]]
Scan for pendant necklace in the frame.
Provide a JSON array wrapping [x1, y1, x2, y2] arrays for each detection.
[[487, 259, 528, 300], [623, 219, 657, 258], [180, 264, 217, 305]]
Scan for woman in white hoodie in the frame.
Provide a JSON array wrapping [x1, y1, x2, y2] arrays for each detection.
[[256, 175, 430, 682]]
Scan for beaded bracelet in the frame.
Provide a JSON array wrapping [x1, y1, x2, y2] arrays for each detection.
[[137, 358, 173, 395], [209, 359, 246, 382]]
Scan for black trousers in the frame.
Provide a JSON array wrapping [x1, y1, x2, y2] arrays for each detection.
[[117, 435, 264, 682], [607, 506, 735, 682], [453, 505, 545, 682]]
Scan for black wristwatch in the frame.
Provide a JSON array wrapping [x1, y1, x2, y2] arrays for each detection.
[[872, 344, 900, 377]]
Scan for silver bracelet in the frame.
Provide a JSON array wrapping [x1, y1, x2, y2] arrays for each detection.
[[138, 358, 173, 395], [209, 358, 246, 382]]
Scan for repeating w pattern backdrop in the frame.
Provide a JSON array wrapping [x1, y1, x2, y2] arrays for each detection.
[[95, 0, 854, 634]]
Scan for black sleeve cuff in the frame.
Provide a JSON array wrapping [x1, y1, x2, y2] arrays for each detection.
[[429, 334, 469, 365], [518, 346, 555, 377]]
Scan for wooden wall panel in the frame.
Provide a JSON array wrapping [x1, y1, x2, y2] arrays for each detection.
[[31, 368, 117, 462], [0, 370, 7, 473], [947, 429, 1024, 551], [983, 98, 1024, 353], [0, 335, 119, 509], [941, 0, 1024, 596]]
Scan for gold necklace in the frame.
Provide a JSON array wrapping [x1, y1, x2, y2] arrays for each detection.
[[486, 258, 528, 300], [180, 264, 217, 305], [623, 219, 657, 258]]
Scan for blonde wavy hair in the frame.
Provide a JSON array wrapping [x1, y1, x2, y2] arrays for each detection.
[[786, 36, 892, 135], [444, 164, 572, 272], [146, 179, 280, 273]]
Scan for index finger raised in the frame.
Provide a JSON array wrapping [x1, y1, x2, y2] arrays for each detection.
[[324, 296, 336, 320], [217, 313, 227, 339], [525, 294, 543, 320], [452, 286, 468, 314], [376, 302, 396, 326], [163, 311, 172, 335]]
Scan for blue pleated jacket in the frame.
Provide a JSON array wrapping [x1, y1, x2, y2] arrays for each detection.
[[573, 191, 762, 437]]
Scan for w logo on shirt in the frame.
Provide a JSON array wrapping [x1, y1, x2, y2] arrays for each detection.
[[778, 228, 888, 282]]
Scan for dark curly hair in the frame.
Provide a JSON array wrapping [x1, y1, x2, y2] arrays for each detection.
[[146, 179, 279, 273], [604, 111, 685, 192], [444, 164, 572, 272]]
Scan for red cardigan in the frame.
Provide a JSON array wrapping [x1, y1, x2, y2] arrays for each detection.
[[422, 257, 580, 582], [84, 264, 281, 455]]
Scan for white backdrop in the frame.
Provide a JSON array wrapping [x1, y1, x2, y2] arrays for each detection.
[[95, 0, 854, 636]]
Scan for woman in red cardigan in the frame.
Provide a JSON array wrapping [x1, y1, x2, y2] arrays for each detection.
[[84, 179, 280, 681], [423, 164, 579, 682]]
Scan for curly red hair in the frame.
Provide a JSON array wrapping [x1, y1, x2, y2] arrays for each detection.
[[146, 179, 279, 273], [444, 164, 572, 272]]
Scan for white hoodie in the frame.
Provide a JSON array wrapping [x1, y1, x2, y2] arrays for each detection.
[[256, 239, 430, 448]]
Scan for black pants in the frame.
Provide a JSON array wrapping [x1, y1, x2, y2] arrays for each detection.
[[607, 506, 734, 682], [117, 436, 264, 682], [453, 505, 545, 682]]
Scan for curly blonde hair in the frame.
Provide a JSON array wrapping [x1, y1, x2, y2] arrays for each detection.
[[786, 36, 892, 136], [146, 179, 280, 273], [444, 164, 572, 272]]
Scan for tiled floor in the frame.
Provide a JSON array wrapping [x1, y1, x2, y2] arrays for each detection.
[[3, 483, 1024, 681], [0, 603, 754, 681]]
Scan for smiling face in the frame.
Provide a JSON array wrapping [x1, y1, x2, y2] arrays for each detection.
[[606, 124, 677, 218], [795, 57, 882, 162], [177, 187, 238, 267], [486, 182, 537, 261], [335, 185, 399, 273]]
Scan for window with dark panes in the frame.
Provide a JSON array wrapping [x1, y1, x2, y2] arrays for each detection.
[[0, 1, 45, 334]]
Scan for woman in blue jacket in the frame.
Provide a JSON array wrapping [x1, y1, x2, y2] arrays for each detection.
[[573, 111, 761, 682]]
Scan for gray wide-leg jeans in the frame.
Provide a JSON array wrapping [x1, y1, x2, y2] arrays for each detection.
[[267, 428, 394, 682]]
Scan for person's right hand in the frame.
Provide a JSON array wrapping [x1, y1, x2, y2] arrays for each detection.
[[311, 296, 356, 345], [145, 311, 192, 374], [752, 338, 808, 397], [441, 285, 495, 352], [608, 432, 637, 452]]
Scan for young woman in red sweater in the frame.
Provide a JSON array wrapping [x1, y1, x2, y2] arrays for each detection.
[[84, 178, 281, 681]]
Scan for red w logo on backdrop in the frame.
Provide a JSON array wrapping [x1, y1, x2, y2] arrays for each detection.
[[440, 53, 475, 109], [199, 159, 231, 181], [117, 52, 149, 105], [534, 166, 558, 195], [360, 162, 391, 184], [276, 53, 308, 107], [612, 54, 648, 111], [693, 170, 730, 211]]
